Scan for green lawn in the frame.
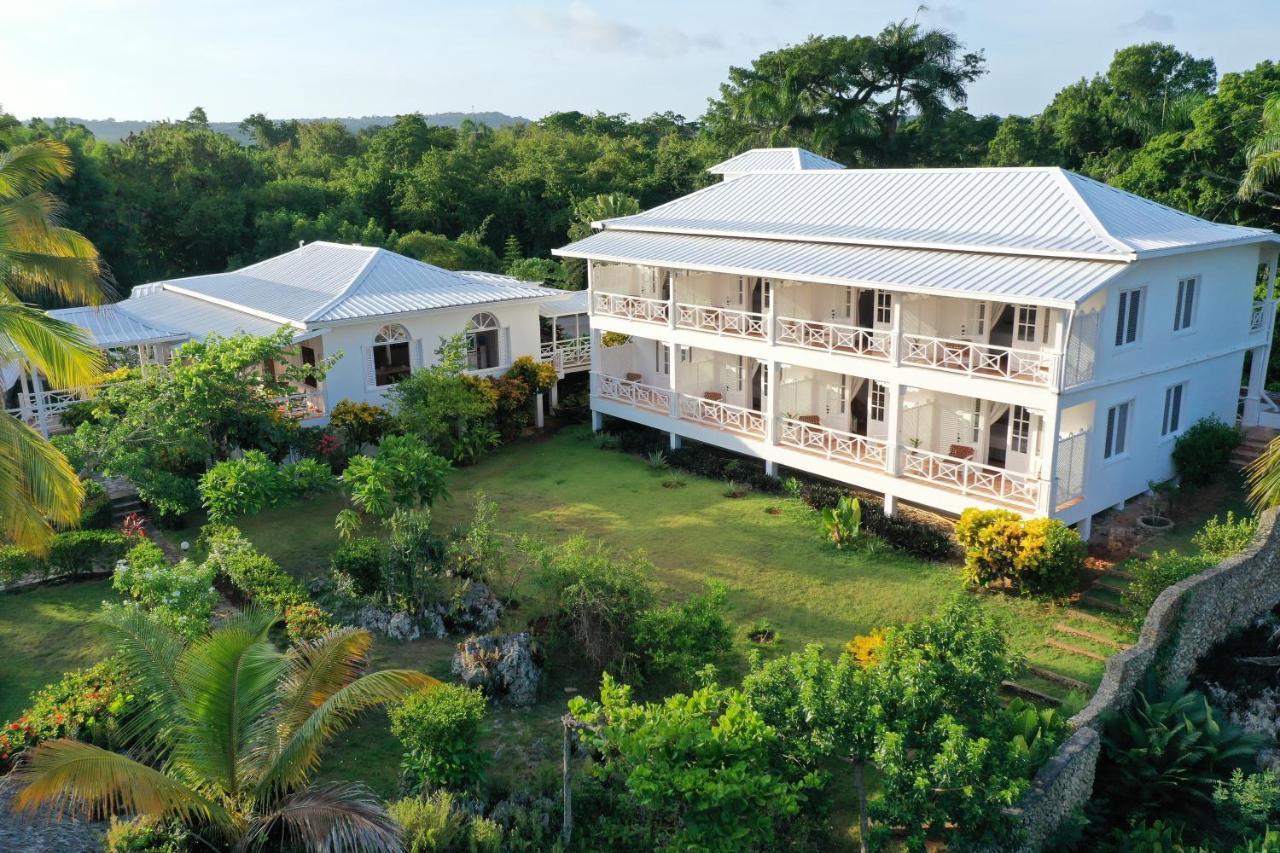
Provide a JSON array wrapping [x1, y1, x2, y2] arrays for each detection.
[[0, 579, 118, 721]]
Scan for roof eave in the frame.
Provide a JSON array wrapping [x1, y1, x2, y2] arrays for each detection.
[[308, 291, 565, 328], [160, 283, 306, 329], [1131, 233, 1280, 260]]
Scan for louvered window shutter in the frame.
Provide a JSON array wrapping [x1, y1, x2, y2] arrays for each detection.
[[502, 327, 511, 367], [363, 346, 377, 390], [409, 339, 423, 372], [1126, 292, 1141, 342], [1114, 292, 1128, 346]]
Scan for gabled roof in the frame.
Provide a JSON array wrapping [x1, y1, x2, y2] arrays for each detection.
[[593, 167, 1275, 262], [557, 229, 1124, 308], [147, 242, 560, 325], [707, 147, 846, 175], [47, 304, 188, 348]]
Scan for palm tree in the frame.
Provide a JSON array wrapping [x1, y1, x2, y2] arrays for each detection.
[[8, 606, 439, 851], [1246, 435, 1280, 511], [1240, 93, 1280, 202], [1, 139, 107, 550]]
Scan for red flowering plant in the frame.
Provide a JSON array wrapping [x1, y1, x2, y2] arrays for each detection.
[[0, 657, 136, 769], [120, 512, 147, 541]]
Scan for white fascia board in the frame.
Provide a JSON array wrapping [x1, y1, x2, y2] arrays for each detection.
[[313, 293, 562, 329]]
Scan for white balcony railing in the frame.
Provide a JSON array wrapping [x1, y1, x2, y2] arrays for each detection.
[[900, 334, 1057, 386], [778, 418, 888, 469], [593, 292, 669, 324], [677, 393, 766, 437], [1251, 302, 1266, 333], [597, 374, 672, 414], [899, 446, 1040, 509], [776, 317, 892, 359], [540, 336, 591, 369], [675, 303, 765, 339], [276, 388, 326, 419]]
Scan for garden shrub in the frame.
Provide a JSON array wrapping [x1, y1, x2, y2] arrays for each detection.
[[821, 495, 863, 548], [1193, 512, 1260, 560], [283, 602, 332, 645], [1122, 549, 1215, 624], [632, 581, 733, 684], [445, 496, 507, 585], [1173, 416, 1241, 487], [845, 629, 886, 667], [331, 536, 388, 595], [200, 450, 337, 521], [568, 674, 814, 851], [1098, 675, 1265, 825], [329, 399, 395, 448], [341, 434, 452, 518], [104, 815, 189, 853], [389, 790, 503, 853], [0, 657, 136, 769], [506, 355, 558, 393], [202, 524, 308, 612], [0, 545, 40, 586], [1214, 769, 1280, 845], [112, 540, 218, 638], [0, 530, 130, 586], [389, 685, 489, 792], [957, 509, 1084, 597]]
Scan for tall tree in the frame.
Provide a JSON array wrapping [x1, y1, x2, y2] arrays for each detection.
[[8, 606, 438, 851], [0, 139, 105, 550], [1241, 92, 1280, 203]]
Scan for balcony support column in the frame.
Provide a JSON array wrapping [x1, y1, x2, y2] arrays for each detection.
[[889, 303, 902, 367], [1035, 405, 1062, 517], [31, 366, 50, 439], [765, 280, 777, 346], [666, 343, 679, 422], [667, 271, 677, 332], [884, 382, 903, 480]]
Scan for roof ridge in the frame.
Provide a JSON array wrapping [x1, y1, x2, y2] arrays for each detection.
[[302, 243, 386, 322], [1049, 169, 1135, 257]]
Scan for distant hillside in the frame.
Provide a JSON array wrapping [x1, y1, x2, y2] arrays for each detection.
[[33, 112, 529, 143]]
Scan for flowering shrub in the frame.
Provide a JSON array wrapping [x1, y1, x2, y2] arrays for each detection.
[[390, 685, 489, 792], [284, 602, 332, 645], [112, 540, 218, 638], [957, 508, 1085, 597], [0, 657, 136, 769], [329, 399, 394, 448], [844, 629, 886, 667], [120, 511, 147, 541], [104, 815, 189, 853]]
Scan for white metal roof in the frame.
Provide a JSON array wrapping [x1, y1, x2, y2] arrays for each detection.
[[539, 289, 589, 317], [556, 229, 1127, 307], [144, 242, 560, 325], [594, 167, 1275, 262], [46, 304, 188, 348], [707, 147, 846, 175], [121, 289, 287, 340]]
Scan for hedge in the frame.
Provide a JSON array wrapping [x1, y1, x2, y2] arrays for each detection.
[[0, 529, 130, 587]]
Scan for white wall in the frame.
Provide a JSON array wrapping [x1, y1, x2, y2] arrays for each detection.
[[317, 300, 546, 408]]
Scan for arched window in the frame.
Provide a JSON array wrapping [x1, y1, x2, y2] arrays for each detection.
[[372, 323, 412, 386], [466, 312, 502, 370]]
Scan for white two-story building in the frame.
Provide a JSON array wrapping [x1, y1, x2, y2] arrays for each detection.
[[555, 149, 1280, 537]]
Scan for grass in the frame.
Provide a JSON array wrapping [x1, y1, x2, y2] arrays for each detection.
[[0, 579, 118, 721]]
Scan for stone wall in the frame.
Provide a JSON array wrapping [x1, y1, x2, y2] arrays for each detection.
[[1008, 509, 1280, 851]]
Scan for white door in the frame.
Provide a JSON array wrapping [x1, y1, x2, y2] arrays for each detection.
[[867, 380, 888, 439], [1013, 305, 1045, 350], [873, 290, 894, 331], [1005, 405, 1038, 475]]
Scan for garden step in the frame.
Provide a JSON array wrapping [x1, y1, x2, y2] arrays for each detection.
[[1045, 637, 1110, 663], [1054, 623, 1127, 650], [1001, 680, 1062, 707], [1025, 665, 1090, 694], [1078, 594, 1124, 613], [1062, 608, 1123, 628], [1091, 576, 1130, 594], [1105, 568, 1135, 583]]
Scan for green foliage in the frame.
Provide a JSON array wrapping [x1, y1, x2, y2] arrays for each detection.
[[0, 529, 130, 586], [1002, 698, 1068, 773], [1194, 512, 1260, 560], [389, 685, 489, 792], [505, 355, 558, 393], [104, 815, 189, 853], [341, 434, 452, 519], [820, 495, 862, 548], [569, 674, 817, 851], [1122, 550, 1214, 624], [1099, 676, 1267, 824], [1173, 416, 1241, 488], [200, 450, 338, 521], [111, 540, 218, 638], [1215, 769, 1280, 845], [331, 536, 388, 596], [329, 399, 395, 448], [78, 478, 114, 530], [632, 581, 734, 684], [282, 602, 332, 645], [957, 508, 1085, 597], [202, 524, 308, 612], [0, 657, 136, 769], [383, 509, 449, 611], [388, 335, 494, 451], [1114, 819, 1191, 853], [445, 495, 507, 584], [389, 790, 503, 853]]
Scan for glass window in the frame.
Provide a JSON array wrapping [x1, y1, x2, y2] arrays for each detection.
[[1115, 289, 1143, 347], [1016, 305, 1038, 343], [372, 324, 411, 387], [466, 313, 501, 370], [1010, 405, 1031, 454], [1174, 277, 1197, 332], [655, 343, 670, 375], [875, 291, 892, 324], [869, 381, 886, 421], [1162, 383, 1185, 436], [971, 398, 983, 443], [1104, 401, 1131, 459]]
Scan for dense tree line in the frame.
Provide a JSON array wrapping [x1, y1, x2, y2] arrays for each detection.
[[1, 21, 1277, 302]]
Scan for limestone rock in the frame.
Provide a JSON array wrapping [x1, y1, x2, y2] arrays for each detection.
[[449, 580, 503, 634], [451, 632, 542, 706]]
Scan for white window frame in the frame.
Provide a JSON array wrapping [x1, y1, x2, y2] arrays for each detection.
[[1010, 405, 1031, 454], [1161, 382, 1186, 438], [1015, 305, 1038, 344], [1114, 288, 1144, 348], [655, 343, 671, 376], [875, 291, 892, 324], [1173, 276, 1198, 333], [971, 398, 983, 443], [371, 323, 413, 388], [1104, 400, 1132, 460], [869, 381, 886, 422]]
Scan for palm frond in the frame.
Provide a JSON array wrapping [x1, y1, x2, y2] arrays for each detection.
[[7, 739, 227, 828], [258, 668, 439, 794], [98, 604, 187, 748], [0, 301, 103, 388], [0, 411, 84, 551], [173, 610, 285, 797], [244, 781, 401, 853], [271, 627, 375, 742], [0, 139, 75, 199], [1246, 435, 1280, 511]]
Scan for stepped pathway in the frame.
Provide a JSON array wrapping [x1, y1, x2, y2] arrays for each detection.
[[1232, 426, 1279, 471]]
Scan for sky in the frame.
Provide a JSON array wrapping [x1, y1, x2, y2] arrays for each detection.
[[3, 0, 1277, 123]]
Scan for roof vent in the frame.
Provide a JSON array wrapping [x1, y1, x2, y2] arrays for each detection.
[[298, 240, 305, 249]]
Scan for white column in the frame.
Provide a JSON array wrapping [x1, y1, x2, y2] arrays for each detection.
[[550, 382, 559, 410], [16, 363, 34, 423], [666, 270, 677, 331], [765, 280, 777, 346], [667, 343, 679, 421], [30, 366, 50, 438], [1035, 404, 1062, 517], [889, 300, 903, 367], [884, 383, 903, 476], [534, 392, 545, 429], [763, 360, 780, 478]]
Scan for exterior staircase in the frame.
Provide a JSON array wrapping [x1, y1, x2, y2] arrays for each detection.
[[1232, 427, 1279, 471], [101, 476, 143, 522]]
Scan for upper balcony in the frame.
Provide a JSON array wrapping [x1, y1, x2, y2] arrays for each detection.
[[590, 263, 1063, 389]]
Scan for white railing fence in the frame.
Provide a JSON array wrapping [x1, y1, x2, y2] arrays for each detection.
[[593, 292, 669, 324], [1055, 429, 1088, 504], [540, 336, 591, 369], [776, 317, 891, 359], [1251, 302, 1267, 333], [778, 418, 887, 469], [900, 334, 1057, 385], [677, 393, 766, 437], [597, 374, 672, 414], [675, 303, 765, 338], [899, 445, 1040, 509]]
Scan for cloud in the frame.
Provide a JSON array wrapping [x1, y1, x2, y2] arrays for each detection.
[[1118, 10, 1175, 33], [520, 2, 725, 58]]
